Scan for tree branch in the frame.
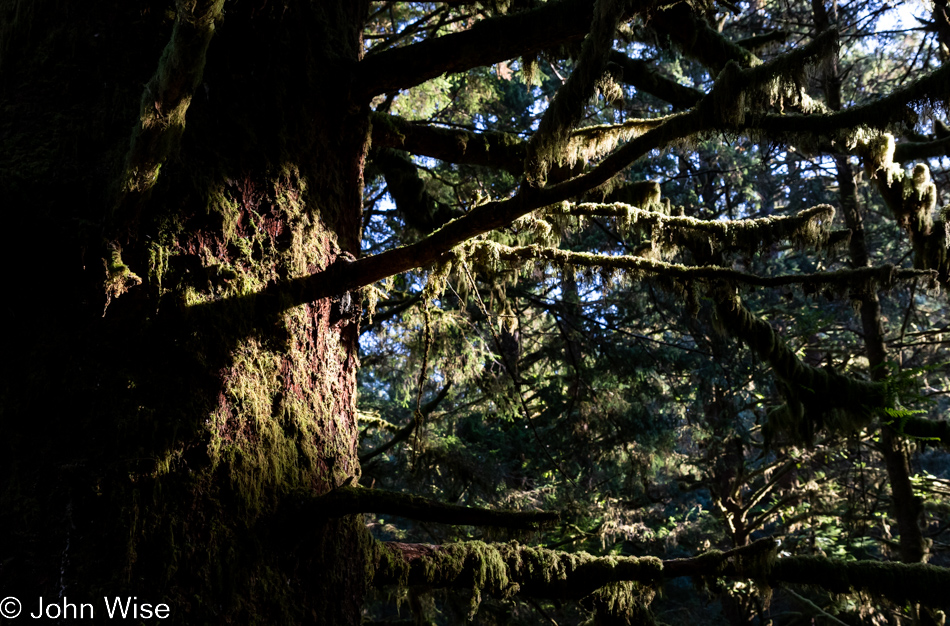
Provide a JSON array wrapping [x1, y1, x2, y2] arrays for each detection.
[[608, 50, 704, 108], [737, 30, 789, 52], [119, 0, 224, 203], [469, 241, 933, 291], [524, 0, 628, 185], [374, 536, 950, 608], [769, 556, 950, 606], [187, 105, 703, 317], [371, 113, 526, 174], [714, 294, 894, 444], [374, 538, 664, 599], [372, 148, 462, 232], [748, 60, 950, 138], [356, 0, 611, 99], [893, 135, 950, 162], [649, 2, 760, 72], [360, 383, 452, 463], [297, 486, 559, 530], [563, 203, 842, 254], [897, 415, 950, 446], [193, 28, 870, 317]]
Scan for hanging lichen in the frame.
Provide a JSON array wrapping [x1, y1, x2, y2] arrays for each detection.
[[855, 131, 950, 283], [562, 118, 668, 169], [523, 0, 625, 185]]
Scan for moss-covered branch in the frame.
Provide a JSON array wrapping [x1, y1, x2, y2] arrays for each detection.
[[715, 295, 893, 444], [370, 112, 669, 177], [120, 0, 224, 200], [186, 105, 703, 317], [551, 31, 836, 200], [698, 29, 837, 130], [563, 202, 841, 254], [749, 59, 950, 138], [524, 0, 626, 185], [737, 30, 789, 52], [296, 486, 559, 530], [769, 557, 950, 607], [373, 537, 950, 609], [191, 29, 876, 316], [893, 135, 950, 162], [649, 2, 760, 72], [374, 539, 663, 600], [896, 415, 950, 445], [852, 134, 950, 285]]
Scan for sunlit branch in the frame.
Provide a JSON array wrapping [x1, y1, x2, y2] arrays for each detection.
[[562, 203, 841, 252], [748, 61, 950, 137], [201, 28, 879, 316], [524, 0, 627, 185], [375, 538, 665, 599], [209, 107, 701, 314], [370, 112, 667, 176], [542, 31, 837, 202]]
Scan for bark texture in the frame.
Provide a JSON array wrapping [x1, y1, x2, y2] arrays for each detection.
[[1, 2, 372, 623]]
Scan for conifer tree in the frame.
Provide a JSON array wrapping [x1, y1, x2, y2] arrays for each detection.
[[3, 0, 950, 624]]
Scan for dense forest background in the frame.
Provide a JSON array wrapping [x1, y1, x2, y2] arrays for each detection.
[[357, 1, 950, 624]]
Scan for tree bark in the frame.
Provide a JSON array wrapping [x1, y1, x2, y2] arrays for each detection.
[[1, 2, 373, 623]]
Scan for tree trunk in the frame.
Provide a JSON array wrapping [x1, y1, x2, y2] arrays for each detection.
[[1, 2, 372, 623]]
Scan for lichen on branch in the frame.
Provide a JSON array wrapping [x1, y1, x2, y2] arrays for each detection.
[[373, 539, 664, 617], [561, 202, 842, 258]]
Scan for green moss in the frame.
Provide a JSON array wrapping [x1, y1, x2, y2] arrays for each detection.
[[104, 244, 143, 304]]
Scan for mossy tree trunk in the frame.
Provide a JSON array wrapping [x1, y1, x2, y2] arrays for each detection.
[[1, 1, 373, 623]]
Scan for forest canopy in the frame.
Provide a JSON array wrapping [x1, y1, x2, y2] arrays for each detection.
[[356, 1, 950, 624], [3, 0, 950, 624]]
